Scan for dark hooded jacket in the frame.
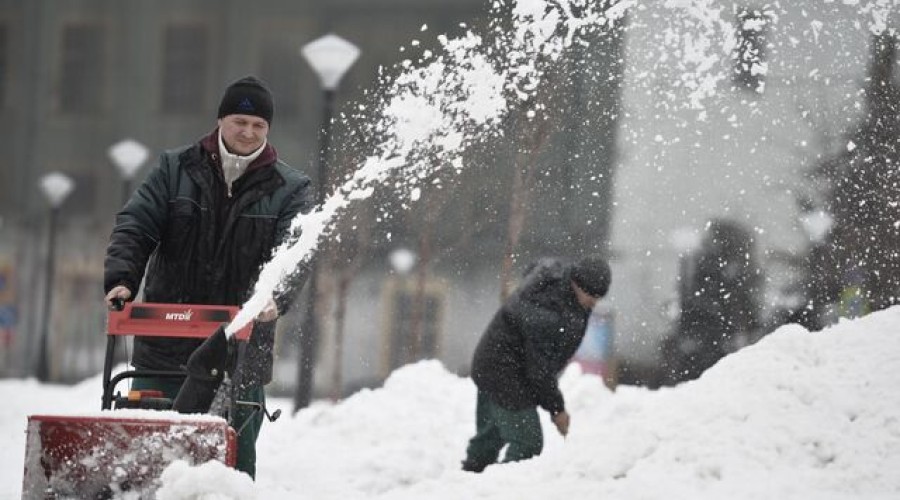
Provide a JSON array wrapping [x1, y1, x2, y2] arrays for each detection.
[[104, 129, 314, 386], [470, 259, 591, 415]]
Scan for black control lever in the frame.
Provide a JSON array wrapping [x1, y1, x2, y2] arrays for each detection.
[[234, 400, 282, 435]]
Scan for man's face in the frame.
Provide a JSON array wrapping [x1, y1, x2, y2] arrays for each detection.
[[218, 114, 269, 155], [572, 281, 600, 311]]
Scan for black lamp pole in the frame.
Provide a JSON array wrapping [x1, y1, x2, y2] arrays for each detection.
[[294, 33, 359, 412], [294, 89, 336, 411], [121, 179, 132, 207], [35, 205, 59, 382]]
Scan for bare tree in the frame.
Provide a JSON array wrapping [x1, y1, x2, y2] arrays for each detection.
[[498, 63, 567, 300], [327, 206, 372, 400]]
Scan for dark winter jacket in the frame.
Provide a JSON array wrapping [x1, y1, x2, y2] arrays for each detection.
[[470, 259, 591, 415], [104, 129, 314, 386]]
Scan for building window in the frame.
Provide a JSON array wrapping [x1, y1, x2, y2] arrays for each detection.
[[162, 24, 208, 113], [734, 7, 770, 93], [59, 25, 105, 113], [382, 278, 445, 374]]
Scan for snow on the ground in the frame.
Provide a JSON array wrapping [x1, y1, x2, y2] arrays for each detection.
[[2, 307, 899, 499]]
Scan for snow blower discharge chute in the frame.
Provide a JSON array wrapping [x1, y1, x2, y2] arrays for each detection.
[[22, 302, 280, 498]]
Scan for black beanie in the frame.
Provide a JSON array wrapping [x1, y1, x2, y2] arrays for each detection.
[[217, 76, 274, 124], [571, 255, 611, 298]]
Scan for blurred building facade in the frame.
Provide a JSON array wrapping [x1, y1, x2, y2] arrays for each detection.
[[609, 2, 900, 382], [0, 0, 624, 394]]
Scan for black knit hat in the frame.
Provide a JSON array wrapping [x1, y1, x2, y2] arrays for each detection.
[[571, 255, 611, 298], [217, 75, 274, 124]]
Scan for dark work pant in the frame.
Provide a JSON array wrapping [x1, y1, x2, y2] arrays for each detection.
[[130, 376, 265, 479], [464, 390, 543, 468], [231, 385, 265, 479]]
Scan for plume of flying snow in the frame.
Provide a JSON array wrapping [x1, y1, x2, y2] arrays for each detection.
[[226, 0, 900, 335], [226, 0, 629, 335]]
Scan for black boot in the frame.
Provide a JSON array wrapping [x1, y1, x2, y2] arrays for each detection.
[[461, 459, 487, 473]]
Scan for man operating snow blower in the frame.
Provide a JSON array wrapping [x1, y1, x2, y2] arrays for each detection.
[[104, 75, 313, 479]]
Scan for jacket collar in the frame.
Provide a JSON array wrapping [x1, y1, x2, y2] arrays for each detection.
[[200, 127, 278, 172]]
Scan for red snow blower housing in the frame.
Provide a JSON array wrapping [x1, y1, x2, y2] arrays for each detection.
[[22, 302, 255, 498]]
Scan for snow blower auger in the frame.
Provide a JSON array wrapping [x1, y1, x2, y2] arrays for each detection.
[[21, 301, 258, 499]]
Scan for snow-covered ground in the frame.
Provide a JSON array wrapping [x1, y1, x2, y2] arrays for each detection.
[[2, 306, 898, 499]]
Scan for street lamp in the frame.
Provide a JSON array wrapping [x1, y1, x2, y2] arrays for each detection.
[[387, 247, 420, 367], [294, 33, 360, 411], [108, 139, 149, 205], [301, 34, 361, 199], [389, 247, 417, 276], [36, 172, 74, 382]]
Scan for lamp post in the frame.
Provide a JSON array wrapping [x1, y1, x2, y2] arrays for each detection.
[[36, 172, 74, 382], [799, 207, 833, 330], [388, 247, 418, 367], [295, 33, 360, 411], [108, 139, 149, 205]]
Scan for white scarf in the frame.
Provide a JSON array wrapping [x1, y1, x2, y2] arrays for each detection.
[[218, 131, 266, 195]]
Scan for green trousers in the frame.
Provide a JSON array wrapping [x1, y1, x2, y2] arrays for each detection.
[[464, 390, 543, 468], [130, 376, 265, 479]]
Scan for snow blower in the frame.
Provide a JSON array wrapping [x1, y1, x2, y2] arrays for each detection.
[[21, 302, 256, 499]]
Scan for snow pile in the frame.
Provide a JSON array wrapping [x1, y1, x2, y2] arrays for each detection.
[[2, 307, 899, 498], [252, 309, 898, 500], [156, 461, 255, 500]]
